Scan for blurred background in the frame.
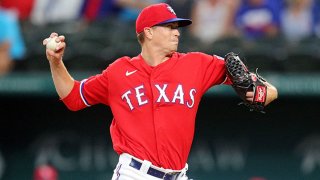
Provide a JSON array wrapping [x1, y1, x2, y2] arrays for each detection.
[[0, 0, 320, 179]]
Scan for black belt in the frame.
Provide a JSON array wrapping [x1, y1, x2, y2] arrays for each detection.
[[129, 158, 181, 180]]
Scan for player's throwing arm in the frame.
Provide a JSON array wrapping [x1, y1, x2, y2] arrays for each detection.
[[43, 32, 74, 99]]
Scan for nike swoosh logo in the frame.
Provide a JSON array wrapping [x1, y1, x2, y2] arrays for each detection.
[[126, 70, 137, 76]]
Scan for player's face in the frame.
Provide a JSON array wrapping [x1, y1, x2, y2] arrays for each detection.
[[152, 22, 180, 53]]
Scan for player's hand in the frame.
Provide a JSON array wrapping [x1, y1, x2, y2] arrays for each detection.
[[43, 32, 66, 64], [246, 84, 278, 106], [246, 91, 254, 102]]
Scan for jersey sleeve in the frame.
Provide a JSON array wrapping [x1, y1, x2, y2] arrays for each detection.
[[61, 69, 110, 111], [61, 81, 86, 111], [200, 53, 232, 93], [82, 70, 110, 105]]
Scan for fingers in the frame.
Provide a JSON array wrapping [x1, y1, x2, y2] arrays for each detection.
[[55, 37, 65, 52], [43, 33, 65, 46], [43, 32, 57, 45], [246, 97, 253, 102], [246, 91, 254, 102], [43, 33, 66, 52], [50, 32, 58, 38]]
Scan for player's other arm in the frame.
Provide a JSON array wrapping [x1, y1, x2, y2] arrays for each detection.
[[43, 32, 74, 99]]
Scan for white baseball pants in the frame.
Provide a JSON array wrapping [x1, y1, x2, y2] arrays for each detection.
[[111, 153, 189, 180]]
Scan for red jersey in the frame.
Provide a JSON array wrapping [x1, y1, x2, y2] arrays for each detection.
[[62, 52, 230, 170]]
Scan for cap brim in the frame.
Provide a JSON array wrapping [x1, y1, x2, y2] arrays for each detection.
[[156, 18, 192, 27]]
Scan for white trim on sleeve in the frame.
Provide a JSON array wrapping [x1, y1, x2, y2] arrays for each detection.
[[80, 79, 91, 107]]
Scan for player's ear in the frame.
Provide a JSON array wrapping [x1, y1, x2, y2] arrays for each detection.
[[144, 27, 153, 39]]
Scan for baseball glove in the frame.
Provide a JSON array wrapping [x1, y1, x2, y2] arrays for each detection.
[[224, 52, 267, 113]]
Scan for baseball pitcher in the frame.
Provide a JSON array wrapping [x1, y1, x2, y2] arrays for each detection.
[[43, 3, 278, 180]]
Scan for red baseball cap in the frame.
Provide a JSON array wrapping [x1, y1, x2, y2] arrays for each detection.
[[136, 3, 192, 34]]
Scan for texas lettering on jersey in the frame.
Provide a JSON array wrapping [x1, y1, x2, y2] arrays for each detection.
[[121, 83, 196, 110]]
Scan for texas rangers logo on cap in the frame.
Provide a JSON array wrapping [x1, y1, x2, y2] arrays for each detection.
[[135, 3, 192, 34], [167, 5, 176, 15]]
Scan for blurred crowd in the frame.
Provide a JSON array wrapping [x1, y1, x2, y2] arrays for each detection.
[[1, 0, 320, 75]]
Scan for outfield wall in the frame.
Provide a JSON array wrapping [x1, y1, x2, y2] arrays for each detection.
[[0, 93, 319, 180]]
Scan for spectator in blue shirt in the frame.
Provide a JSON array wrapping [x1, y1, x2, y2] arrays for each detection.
[[235, 0, 280, 40], [0, 7, 26, 75]]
